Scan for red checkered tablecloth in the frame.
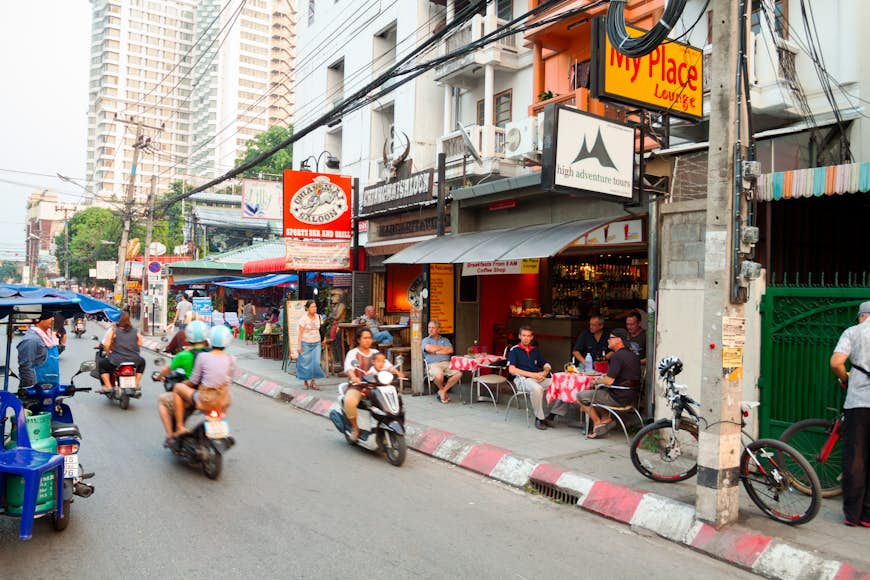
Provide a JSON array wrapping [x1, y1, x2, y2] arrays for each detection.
[[546, 372, 594, 404], [449, 354, 504, 373]]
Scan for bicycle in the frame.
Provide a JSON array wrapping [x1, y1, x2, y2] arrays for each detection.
[[629, 356, 822, 525], [779, 400, 844, 498]]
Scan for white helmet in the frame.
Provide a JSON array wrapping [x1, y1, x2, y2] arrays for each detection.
[[184, 320, 209, 344], [209, 325, 233, 349]]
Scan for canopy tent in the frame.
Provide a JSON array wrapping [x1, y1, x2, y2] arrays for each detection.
[[384, 217, 617, 264], [214, 274, 297, 290], [0, 285, 122, 322], [756, 161, 870, 201]]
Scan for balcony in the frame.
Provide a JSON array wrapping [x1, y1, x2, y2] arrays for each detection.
[[747, 31, 801, 121], [437, 124, 520, 180], [434, 15, 520, 84]]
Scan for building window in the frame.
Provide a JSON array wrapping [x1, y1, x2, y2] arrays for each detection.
[[497, 0, 512, 21], [308, 0, 315, 26], [751, 0, 787, 39], [476, 89, 512, 128]]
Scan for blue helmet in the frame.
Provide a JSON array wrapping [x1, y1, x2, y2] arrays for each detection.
[[209, 325, 233, 349], [184, 320, 209, 344]]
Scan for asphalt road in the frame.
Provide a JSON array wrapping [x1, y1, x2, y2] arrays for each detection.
[[0, 324, 758, 579]]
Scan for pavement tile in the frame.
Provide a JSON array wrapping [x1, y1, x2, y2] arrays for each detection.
[[413, 428, 455, 455], [833, 562, 870, 580]]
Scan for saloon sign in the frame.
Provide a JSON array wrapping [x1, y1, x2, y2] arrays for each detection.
[[591, 17, 703, 120], [361, 169, 434, 214], [283, 170, 352, 239]]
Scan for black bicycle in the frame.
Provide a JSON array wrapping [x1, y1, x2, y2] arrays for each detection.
[[629, 356, 822, 525]]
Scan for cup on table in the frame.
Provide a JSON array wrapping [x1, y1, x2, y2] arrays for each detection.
[[564, 363, 576, 374]]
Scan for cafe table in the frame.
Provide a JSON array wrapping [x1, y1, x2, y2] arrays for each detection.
[[545, 371, 600, 405], [379, 324, 408, 344]]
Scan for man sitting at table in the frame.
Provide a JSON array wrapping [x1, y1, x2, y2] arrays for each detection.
[[422, 319, 461, 404], [571, 314, 610, 364], [579, 328, 642, 439], [508, 325, 569, 430], [358, 305, 393, 346]]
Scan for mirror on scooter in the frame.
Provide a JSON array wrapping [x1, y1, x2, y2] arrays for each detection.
[[91, 335, 100, 341], [79, 360, 96, 373]]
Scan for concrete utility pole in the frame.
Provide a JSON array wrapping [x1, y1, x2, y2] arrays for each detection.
[[114, 120, 144, 306], [696, 0, 743, 526], [141, 174, 157, 334], [56, 205, 75, 289]]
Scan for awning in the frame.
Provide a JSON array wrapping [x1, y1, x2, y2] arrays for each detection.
[[384, 217, 615, 264], [170, 275, 244, 285], [243, 257, 286, 274], [215, 274, 297, 289], [756, 161, 870, 201]]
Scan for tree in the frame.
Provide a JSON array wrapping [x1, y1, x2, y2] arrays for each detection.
[[0, 261, 20, 283], [236, 125, 293, 177], [54, 207, 122, 283]]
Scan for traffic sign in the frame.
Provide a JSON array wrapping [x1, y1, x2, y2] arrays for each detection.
[[148, 261, 161, 274]]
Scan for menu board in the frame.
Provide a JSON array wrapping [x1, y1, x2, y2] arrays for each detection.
[[285, 300, 308, 358], [430, 264, 454, 334]]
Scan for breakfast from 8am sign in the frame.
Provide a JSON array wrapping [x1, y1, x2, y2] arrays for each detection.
[[283, 170, 352, 239]]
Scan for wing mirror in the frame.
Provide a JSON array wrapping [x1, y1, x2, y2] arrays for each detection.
[[79, 360, 96, 373]]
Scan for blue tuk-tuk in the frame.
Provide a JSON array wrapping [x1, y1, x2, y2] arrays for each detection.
[[0, 285, 120, 540]]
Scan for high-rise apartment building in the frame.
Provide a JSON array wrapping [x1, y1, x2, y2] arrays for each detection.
[[85, 0, 296, 202]]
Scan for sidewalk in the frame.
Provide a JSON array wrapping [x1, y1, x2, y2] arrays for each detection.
[[144, 336, 870, 579]]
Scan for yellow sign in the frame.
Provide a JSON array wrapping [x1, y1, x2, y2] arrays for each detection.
[[429, 264, 454, 334], [596, 22, 703, 120]]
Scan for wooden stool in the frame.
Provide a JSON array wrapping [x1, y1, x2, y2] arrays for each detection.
[[322, 339, 334, 376], [387, 346, 411, 372]]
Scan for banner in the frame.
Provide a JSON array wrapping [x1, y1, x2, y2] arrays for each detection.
[[283, 170, 352, 239], [242, 179, 283, 220], [462, 259, 540, 276], [284, 239, 351, 271], [429, 264, 454, 333], [95, 260, 117, 280], [129, 261, 144, 281], [192, 296, 213, 324], [576, 219, 643, 245], [285, 300, 307, 358]]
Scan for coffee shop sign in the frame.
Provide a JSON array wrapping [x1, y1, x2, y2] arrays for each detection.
[[362, 169, 434, 214]]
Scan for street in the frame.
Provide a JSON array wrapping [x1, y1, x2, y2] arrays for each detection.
[[0, 324, 757, 579]]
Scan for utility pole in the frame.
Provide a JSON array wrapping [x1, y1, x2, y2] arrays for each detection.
[[696, 0, 743, 527], [56, 205, 76, 290], [141, 174, 157, 334]]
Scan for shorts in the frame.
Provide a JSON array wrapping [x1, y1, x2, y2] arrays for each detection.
[[426, 361, 458, 380], [578, 387, 633, 408], [193, 385, 231, 412]]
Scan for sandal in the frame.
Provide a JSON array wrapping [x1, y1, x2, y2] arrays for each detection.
[[163, 437, 176, 448], [588, 424, 609, 439], [439, 396, 450, 404], [310, 383, 320, 390]]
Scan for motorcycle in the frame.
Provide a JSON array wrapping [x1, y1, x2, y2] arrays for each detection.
[[72, 317, 86, 339], [152, 365, 234, 480], [329, 364, 407, 467], [5, 362, 96, 531], [92, 339, 141, 410]]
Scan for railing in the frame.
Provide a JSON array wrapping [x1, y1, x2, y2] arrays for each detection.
[[530, 88, 589, 117], [438, 125, 506, 160], [441, 15, 518, 63]]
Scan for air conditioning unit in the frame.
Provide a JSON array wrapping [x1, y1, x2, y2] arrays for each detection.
[[504, 116, 539, 159]]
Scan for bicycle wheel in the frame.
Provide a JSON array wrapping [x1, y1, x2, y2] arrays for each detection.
[[741, 438, 821, 525], [630, 418, 699, 482], [779, 418, 842, 497]]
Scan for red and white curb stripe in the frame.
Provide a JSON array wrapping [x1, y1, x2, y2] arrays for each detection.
[[134, 354, 870, 580]]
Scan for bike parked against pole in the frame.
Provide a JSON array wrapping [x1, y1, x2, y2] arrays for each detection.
[[629, 356, 822, 525]]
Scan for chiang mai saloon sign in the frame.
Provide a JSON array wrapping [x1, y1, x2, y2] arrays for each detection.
[[283, 170, 352, 239], [361, 169, 434, 214]]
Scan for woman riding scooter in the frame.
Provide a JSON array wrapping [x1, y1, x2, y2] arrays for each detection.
[[99, 311, 146, 391], [342, 327, 379, 442]]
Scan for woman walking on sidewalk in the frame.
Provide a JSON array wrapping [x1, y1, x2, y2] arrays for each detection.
[[296, 299, 325, 390]]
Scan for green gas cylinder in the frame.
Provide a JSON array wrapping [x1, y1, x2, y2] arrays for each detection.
[[4, 412, 58, 515]]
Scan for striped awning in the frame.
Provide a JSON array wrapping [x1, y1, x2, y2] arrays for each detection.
[[756, 162, 870, 201]]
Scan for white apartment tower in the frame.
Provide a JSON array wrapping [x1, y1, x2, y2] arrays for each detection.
[[86, 0, 296, 201]]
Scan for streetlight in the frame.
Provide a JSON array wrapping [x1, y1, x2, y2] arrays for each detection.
[[300, 151, 340, 172]]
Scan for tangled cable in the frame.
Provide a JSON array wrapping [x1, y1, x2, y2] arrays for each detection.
[[605, 0, 689, 57]]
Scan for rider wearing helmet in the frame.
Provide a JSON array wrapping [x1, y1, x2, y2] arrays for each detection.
[[156, 320, 210, 446], [173, 325, 236, 436]]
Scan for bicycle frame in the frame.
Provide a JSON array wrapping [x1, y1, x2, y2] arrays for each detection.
[[817, 415, 842, 463]]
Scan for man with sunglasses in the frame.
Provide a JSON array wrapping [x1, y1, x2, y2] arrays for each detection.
[[830, 301, 870, 527]]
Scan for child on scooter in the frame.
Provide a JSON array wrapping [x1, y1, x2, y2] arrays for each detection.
[[365, 352, 404, 380]]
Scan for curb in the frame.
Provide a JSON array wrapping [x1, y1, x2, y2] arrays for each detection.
[[138, 341, 869, 580]]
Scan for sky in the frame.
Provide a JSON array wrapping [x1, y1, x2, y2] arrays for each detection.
[[0, 1, 91, 255]]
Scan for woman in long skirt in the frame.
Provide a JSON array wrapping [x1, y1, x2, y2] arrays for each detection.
[[297, 299, 326, 389]]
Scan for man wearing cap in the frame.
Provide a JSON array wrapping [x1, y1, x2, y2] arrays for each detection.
[[17, 311, 60, 387], [578, 328, 641, 439], [830, 300, 870, 527]]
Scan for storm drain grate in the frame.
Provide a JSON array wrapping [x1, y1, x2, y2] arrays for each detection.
[[529, 480, 580, 506]]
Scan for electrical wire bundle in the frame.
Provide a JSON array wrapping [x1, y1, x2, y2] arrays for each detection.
[[605, 0, 688, 57]]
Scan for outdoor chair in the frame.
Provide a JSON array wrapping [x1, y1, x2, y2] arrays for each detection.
[[584, 384, 643, 444], [0, 391, 65, 541], [470, 361, 511, 411]]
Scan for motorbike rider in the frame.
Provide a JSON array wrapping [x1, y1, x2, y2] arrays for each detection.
[[172, 325, 235, 436], [16, 310, 59, 387], [99, 311, 146, 391], [342, 327, 378, 442], [156, 320, 210, 447], [53, 313, 67, 353]]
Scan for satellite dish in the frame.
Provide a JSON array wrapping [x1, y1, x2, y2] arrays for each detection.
[[149, 242, 167, 256], [456, 122, 483, 166]]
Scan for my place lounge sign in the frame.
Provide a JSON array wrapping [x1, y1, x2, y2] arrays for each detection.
[[591, 18, 703, 120], [361, 169, 434, 214]]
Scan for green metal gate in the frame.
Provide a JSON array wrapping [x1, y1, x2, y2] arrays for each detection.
[[758, 278, 868, 438]]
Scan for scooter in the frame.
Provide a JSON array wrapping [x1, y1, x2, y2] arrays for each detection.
[[8, 362, 96, 531], [92, 340, 141, 410], [72, 317, 86, 339], [329, 365, 407, 467], [152, 367, 235, 480]]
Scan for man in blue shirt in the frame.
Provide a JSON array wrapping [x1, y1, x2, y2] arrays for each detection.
[[508, 325, 564, 430], [422, 319, 461, 403]]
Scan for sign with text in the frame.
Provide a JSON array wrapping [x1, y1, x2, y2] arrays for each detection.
[[285, 300, 307, 358], [592, 18, 703, 120], [429, 264, 454, 334], [95, 260, 117, 280], [367, 208, 445, 243], [192, 297, 213, 324], [462, 259, 540, 276], [541, 106, 635, 200], [574, 219, 643, 246], [361, 169, 434, 214], [283, 170, 352, 239], [242, 179, 283, 220], [284, 239, 351, 271]]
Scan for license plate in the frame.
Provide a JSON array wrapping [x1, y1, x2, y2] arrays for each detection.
[[204, 420, 230, 439], [119, 375, 136, 389], [63, 454, 78, 479]]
